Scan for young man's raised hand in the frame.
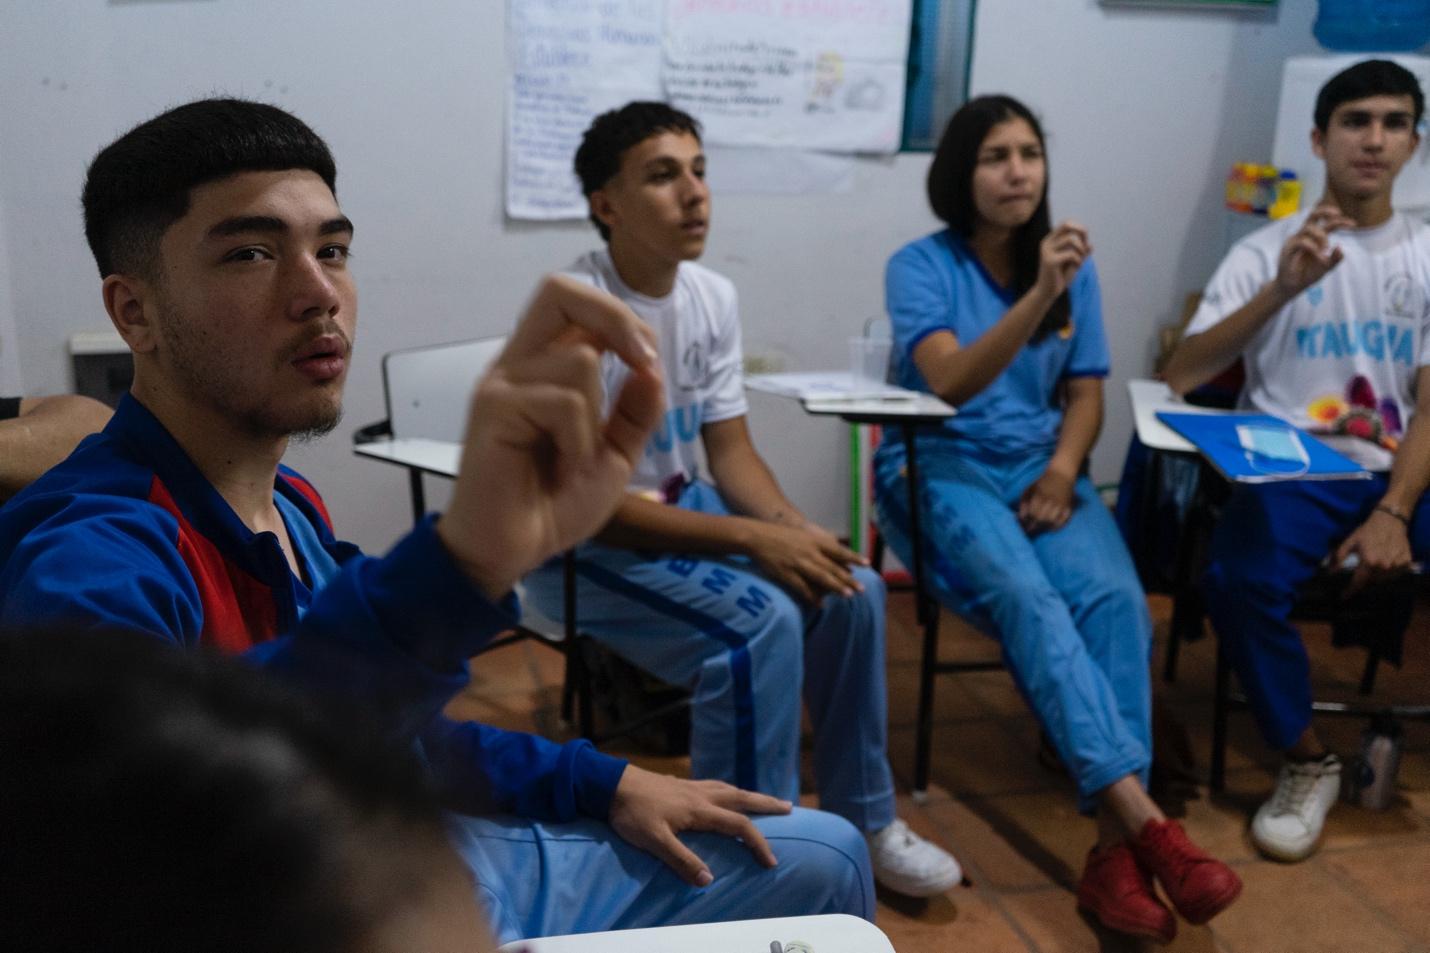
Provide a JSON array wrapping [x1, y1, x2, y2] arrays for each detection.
[[1275, 204, 1355, 298], [438, 275, 665, 599]]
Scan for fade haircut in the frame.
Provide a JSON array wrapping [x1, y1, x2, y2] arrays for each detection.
[[574, 101, 702, 241], [1315, 59, 1424, 132], [82, 98, 338, 279], [926, 94, 1069, 340]]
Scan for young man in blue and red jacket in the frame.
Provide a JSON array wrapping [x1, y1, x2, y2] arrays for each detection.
[[0, 98, 873, 944]]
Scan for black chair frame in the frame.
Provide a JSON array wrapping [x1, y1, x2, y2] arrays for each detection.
[[1139, 452, 1430, 792], [354, 423, 689, 751]]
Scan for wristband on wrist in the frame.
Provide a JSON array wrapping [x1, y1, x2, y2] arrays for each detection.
[[1374, 503, 1411, 526]]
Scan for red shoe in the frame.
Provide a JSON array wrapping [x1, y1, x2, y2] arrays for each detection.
[[1076, 842, 1176, 943], [1132, 819, 1242, 924]]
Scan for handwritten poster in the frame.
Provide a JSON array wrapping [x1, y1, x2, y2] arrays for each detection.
[[664, 0, 911, 152], [506, 0, 910, 218], [506, 0, 664, 219]]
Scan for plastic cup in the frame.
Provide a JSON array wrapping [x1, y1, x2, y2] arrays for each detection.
[[849, 336, 891, 385]]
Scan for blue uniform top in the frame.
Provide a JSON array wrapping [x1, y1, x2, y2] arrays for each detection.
[[884, 229, 1110, 460], [0, 395, 628, 823]]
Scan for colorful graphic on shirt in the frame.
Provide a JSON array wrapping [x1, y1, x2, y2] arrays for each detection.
[[1305, 375, 1402, 452]]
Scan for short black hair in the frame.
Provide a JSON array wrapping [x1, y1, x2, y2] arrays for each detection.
[[0, 628, 451, 953], [82, 98, 338, 279], [926, 94, 1069, 339], [574, 101, 702, 241], [1315, 59, 1424, 132]]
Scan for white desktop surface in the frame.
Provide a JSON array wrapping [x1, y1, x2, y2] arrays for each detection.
[[1126, 378, 1229, 453], [353, 437, 461, 478], [746, 371, 912, 402], [495, 914, 895, 953], [747, 372, 954, 419], [803, 393, 955, 419]]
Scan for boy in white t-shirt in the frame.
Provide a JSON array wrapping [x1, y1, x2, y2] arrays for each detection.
[[525, 102, 961, 898], [1165, 59, 1430, 863]]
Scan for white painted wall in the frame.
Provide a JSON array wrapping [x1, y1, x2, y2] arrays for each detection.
[[0, 151, 20, 393], [0, 0, 1322, 551]]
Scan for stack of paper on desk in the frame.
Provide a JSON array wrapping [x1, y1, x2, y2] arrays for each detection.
[[745, 371, 916, 402]]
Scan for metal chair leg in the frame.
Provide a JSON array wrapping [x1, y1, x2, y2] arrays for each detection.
[[900, 423, 939, 800], [1211, 636, 1232, 793], [1162, 604, 1183, 684], [561, 550, 597, 740], [914, 591, 939, 803], [1358, 647, 1382, 696]]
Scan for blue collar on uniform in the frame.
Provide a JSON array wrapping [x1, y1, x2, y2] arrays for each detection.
[[104, 394, 342, 589], [945, 230, 1017, 305]]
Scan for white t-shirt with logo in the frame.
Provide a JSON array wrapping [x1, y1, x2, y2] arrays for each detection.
[[564, 249, 747, 494], [1186, 210, 1430, 470]]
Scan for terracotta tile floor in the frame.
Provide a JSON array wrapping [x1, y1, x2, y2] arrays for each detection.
[[447, 593, 1430, 953]]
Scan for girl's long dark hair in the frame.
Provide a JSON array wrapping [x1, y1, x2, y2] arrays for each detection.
[[926, 95, 1071, 340]]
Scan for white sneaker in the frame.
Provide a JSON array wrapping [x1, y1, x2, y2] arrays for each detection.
[[1251, 754, 1341, 862], [866, 818, 962, 897]]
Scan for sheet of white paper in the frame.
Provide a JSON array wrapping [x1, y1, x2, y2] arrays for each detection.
[[745, 371, 915, 401], [663, 0, 912, 153], [506, 0, 665, 220], [803, 394, 954, 417]]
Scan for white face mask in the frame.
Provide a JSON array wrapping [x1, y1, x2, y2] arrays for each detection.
[[1237, 422, 1310, 476]]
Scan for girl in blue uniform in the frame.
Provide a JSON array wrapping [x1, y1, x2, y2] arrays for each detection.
[[874, 95, 1240, 942]]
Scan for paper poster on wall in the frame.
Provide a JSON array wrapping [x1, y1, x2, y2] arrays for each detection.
[[506, 0, 664, 220], [506, 0, 911, 218], [663, 0, 911, 152]]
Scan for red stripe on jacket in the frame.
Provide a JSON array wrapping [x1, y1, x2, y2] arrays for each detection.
[[280, 471, 335, 531], [147, 478, 279, 653]]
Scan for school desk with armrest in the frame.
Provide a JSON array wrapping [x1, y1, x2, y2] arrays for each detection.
[[1123, 379, 1430, 792], [746, 372, 958, 801], [352, 336, 689, 747], [494, 913, 896, 953]]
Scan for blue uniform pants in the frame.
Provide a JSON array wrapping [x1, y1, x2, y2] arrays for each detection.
[[873, 442, 1153, 813], [525, 481, 897, 833], [453, 807, 875, 943], [1201, 476, 1430, 750]]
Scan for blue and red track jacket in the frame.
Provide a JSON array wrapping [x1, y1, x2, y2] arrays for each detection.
[[0, 395, 626, 821]]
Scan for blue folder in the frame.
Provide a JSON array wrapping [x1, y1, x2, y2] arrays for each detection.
[[1154, 412, 1372, 483]]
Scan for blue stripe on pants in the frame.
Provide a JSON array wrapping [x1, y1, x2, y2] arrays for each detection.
[[573, 558, 759, 792]]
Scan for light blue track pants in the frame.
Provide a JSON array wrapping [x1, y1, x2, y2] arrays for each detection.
[[453, 807, 875, 943], [525, 480, 897, 833], [874, 442, 1153, 813]]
